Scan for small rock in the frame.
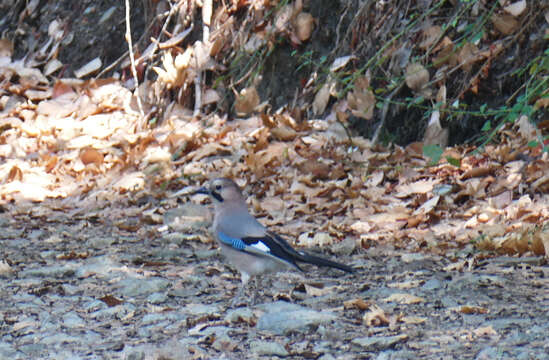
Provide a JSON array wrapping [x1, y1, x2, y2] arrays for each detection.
[[183, 303, 220, 316], [147, 292, 167, 304], [225, 307, 255, 324], [256, 301, 337, 335], [318, 354, 336, 360], [141, 312, 182, 325], [117, 277, 170, 297], [352, 334, 408, 351], [87, 236, 116, 249], [21, 264, 75, 279], [422, 278, 442, 290], [475, 346, 501, 360], [41, 333, 80, 345], [250, 340, 289, 357], [400, 253, 426, 263], [75, 256, 121, 278], [90, 303, 136, 321], [62, 312, 85, 328], [125, 350, 145, 360], [487, 318, 531, 330], [331, 237, 357, 256], [0, 342, 19, 359], [83, 299, 108, 313], [212, 333, 236, 352]]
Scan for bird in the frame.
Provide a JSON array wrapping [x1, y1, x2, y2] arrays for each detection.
[[192, 177, 353, 305]]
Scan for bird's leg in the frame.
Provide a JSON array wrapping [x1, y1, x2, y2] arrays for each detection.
[[254, 276, 263, 303], [249, 276, 259, 305], [231, 272, 250, 307]]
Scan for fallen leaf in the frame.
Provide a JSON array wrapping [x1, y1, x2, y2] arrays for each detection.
[[384, 293, 424, 304], [344, 298, 372, 310], [234, 86, 260, 116], [405, 63, 429, 91], [363, 304, 390, 327]]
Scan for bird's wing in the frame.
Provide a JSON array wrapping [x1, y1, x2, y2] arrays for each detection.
[[216, 211, 353, 273], [216, 230, 303, 270]]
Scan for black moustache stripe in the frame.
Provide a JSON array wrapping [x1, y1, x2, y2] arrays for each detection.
[[211, 191, 223, 202]]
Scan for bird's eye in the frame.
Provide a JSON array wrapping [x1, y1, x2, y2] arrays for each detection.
[[215, 184, 222, 191]]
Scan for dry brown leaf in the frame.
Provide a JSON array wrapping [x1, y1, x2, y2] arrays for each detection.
[[294, 12, 314, 41], [395, 179, 439, 197], [0, 38, 14, 58], [504, 1, 526, 16], [203, 89, 221, 105], [330, 55, 356, 72], [401, 316, 427, 324], [234, 86, 260, 116], [516, 115, 538, 140], [405, 63, 429, 92], [489, 190, 512, 209], [44, 156, 58, 173], [473, 326, 497, 337], [366, 171, 384, 187], [271, 125, 297, 141], [304, 283, 334, 297], [80, 148, 104, 165], [461, 167, 493, 180], [7, 166, 23, 182], [384, 293, 424, 304], [313, 81, 333, 115], [420, 25, 442, 50], [491, 14, 519, 35], [74, 57, 102, 78], [531, 231, 549, 257], [350, 221, 372, 234], [414, 195, 440, 215], [363, 304, 390, 327], [344, 298, 372, 310], [274, 4, 294, 33], [424, 110, 448, 148], [99, 295, 124, 307], [347, 76, 375, 120], [387, 280, 423, 289], [456, 305, 489, 314], [188, 143, 229, 161], [458, 42, 480, 73], [0, 260, 13, 276]]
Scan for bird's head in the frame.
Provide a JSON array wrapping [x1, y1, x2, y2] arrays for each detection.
[[195, 178, 244, 204]]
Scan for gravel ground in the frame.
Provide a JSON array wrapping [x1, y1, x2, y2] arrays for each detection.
[[1, 205, 548, 360]]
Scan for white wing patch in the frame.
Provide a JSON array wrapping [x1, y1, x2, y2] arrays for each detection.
[[250, 241, 270, 253]]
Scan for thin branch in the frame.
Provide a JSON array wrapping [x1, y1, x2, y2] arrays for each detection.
[[125, 0, 145, 119]]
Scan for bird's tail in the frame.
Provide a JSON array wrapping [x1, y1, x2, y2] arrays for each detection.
[[297, 252, 354, 273]]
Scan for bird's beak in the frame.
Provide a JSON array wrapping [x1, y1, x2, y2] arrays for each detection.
[[193, 186, 210, 195], [170, 185, 208, 198]]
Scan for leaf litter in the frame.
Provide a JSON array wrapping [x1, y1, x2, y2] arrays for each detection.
[[0, 0, 548, 357]]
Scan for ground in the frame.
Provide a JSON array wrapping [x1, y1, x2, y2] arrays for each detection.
[[1, 201, 548, 359]]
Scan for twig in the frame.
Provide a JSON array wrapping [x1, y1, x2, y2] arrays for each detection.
[[202, 0, 212, 43], [194, 70, 202, 118], [125, 0, 144, 119], [193, 0, 213, 118]]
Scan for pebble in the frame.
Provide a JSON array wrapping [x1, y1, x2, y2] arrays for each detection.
[[146, 292, 168, 304], [256, 301, 337, 335], [250, 340, 289, 357], [225, 307, 256, 324], [117, 277, 171, 297], [351, 334, 408, 351]]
